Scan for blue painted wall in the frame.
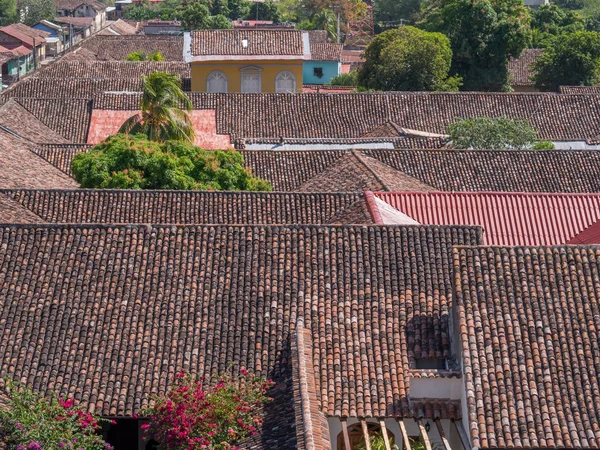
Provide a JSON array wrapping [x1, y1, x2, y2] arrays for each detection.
[[33, 23, 59, 37], [303, 60, 341, 85]]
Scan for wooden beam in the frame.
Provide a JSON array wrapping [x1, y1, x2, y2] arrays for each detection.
[[379, 419, 393, 450], [418, 420, 433, 450], [435, 419, 452, 450], [361, 420, 372, 450], [341, 420, 352, 450], [397, 419, 412, 450], [452, 419, 472, 450]]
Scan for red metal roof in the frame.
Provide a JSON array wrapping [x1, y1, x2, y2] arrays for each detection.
[[367, 191, 600, 246]]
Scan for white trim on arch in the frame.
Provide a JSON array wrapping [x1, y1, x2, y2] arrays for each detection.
[[275, 70, 297, 93], [206, 70, 228, 93]]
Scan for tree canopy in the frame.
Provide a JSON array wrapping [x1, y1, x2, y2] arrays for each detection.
[[374, 0, 422, 26], [125, 0, 235, 28], [72, 134, 272, 191], [0, 0, 18, 26], [417, 0, 530, 91], [120, 72, 195, 143], [125, 51, 164, 61], [447, 117, 554, 150], [358, 26, 461, 91], [17, 0, 55, 26], [530, 3, 585, 47], [532, 30, 600, 91]]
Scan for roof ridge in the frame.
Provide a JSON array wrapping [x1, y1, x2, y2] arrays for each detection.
[[351, 149, 390, 190]]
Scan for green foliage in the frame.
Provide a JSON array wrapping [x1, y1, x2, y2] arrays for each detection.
[[447, 117, 543, 150], [125, 50, 146, 61], [418, 0, 531, 91], [123, 3, 156, 20], [358, 433, 399, 450], [0, 379, 111, 450], [298, 8, 338, 40], [375, 0, 422, 25], [358, 26, 461, 91], [328, 71, 358, 86], [555, 0, 585, 9], [275, 0, 303, 22], [532, 140, 555, 150], [227, 0, 251, 20], [125, 0, 236, 26], [148, 50, 164, 61], [72, 134, 272, 191], [17, 0, 56, 26], [179, 1, 211, 30], [0, 0, 18, 26], [249, 1, 281, 22], [532, 30, 600, 91], [120, 71, 195, 143], [530, 3, 585, 47]]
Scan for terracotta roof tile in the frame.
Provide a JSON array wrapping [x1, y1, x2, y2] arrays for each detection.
[[190, 30, 303, 57], [13, 98, 92, 143], [0, 100, 72, 144], [309, 43, 342, 61], [508, 49, 541, 87], [454, 245, 600, 449], [55, 0, 105, 11], [0, 194, 45, 223], [0, 224, 481, 420], [72, 35, 183, 60], [2, 78, 147, 99], [37, 61, 190, 78], [559, 86, 600, 94], [2, 190, 372, 225]]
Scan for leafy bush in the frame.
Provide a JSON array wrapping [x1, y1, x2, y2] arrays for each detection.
[[358, 26, 461, 91], [0, 379, 112, 450], [142, 370, 274, 450], [447, 117, 554, 150], [328, 72, 359, 86], [125, 51, 165, 61], [72, 134, 272, 191], [532, 30, 600, 91], [358, 433, 399, 450]]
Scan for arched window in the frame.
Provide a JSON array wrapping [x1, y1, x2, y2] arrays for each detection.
[[275, 70, 296, 93], [207, 70, 228, 93]]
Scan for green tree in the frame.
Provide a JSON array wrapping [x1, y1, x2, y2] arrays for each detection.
[[328, 71, 358, 86], [178, 1, 211, 30], [72, 134, 272, 191], [555, 0, 585, 9], [211, 0, 230, 17], [311, 8, 338, 40], [532, 30, 600, 91], [207, 13, 232, 28], [375, 0, 422, 25], [249, 1, 281, 22], [148, 50, 165, 61], [227, 0, 251, 19], [120, 72, 195, 143], [447, 117, 553, 150], [0, 0, 18, 26], [530, 3, 584, 47], [358, 26, 461, 91], [18, 0, 56, 25], [418, 0, 531, 91], [125, 50, 147, 61], [124, 3, 157, 20]]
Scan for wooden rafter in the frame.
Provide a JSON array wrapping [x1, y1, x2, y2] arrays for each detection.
[[397, 419, 412, 450], [452, 419, 472, 450], [418, 420, 433, 450], [379, 419, 392, 450], [435, 419, 452, 450], [361, 420, 372, 450], [341, 420, 352, 450]]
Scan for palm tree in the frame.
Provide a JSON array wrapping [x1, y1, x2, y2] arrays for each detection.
[[119, 72, 195, 143]]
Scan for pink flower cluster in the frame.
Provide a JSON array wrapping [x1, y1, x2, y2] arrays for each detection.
[[142, 370, 274, 450]]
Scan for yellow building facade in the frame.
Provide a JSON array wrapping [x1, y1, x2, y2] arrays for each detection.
[[185, 29, 307, 93], [190, 60, 304, 93]]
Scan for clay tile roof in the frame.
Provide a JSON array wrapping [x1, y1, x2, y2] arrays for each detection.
[[0, 131, 77, 189], [0, 100, 72, 144], [70, 35, 183, 60], [361, 148, 600, 193], [55, 0, 105, 11], [454, 245, 600, 449], [53, 16, 94, 27], [0, 25, 38, 46], [97, 19, 138, 35], [309, 43, 343, 61], [508, 49, 541, 87], [37, 60, 190, 77], [0, 223, 481, 422], [560, 85, 600, 94], [11, 98, 92, 143], [1, 78, 146, 99], [9, 23, 50, 40], [0, 194, 45, 223], [1, 190, 373, 225], [369, 191, 600, 245], [190, 30, 304, 57]]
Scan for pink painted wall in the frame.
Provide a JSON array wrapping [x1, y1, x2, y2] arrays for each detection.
[[87, 110, 232, 149]]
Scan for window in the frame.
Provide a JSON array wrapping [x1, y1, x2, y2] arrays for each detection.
[[313, 67, 324, 78], [240, 66, 262, 93], [206, 70, 227, 93], [275, 70, 296, 93]]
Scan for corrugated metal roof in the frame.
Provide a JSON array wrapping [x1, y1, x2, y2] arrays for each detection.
[[368, 191, 600, 246]]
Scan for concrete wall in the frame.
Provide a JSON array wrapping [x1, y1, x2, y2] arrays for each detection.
[[303, 60, 341, 85], [190, 60, 304, 92]]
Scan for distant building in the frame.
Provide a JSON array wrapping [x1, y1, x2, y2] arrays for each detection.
[[143, 20, 182, 36], [184, 29, 343, 92], [53, 17, 94, 44], [524, 0, 549, 5], [508, 49, 542, 92], [0, 24, 48, 82], [33, 20, 67, 57], [56, 0, 107, 33], [232, 19, 296, 30]]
